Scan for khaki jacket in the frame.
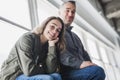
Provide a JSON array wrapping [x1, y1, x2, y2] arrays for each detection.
[[0, 32, 59, 80]]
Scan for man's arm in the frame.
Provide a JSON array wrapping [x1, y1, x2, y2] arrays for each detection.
[[60, 50, 83, 69]]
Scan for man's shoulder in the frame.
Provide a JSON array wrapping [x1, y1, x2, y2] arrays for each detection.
[[71, 31, 80, 38]]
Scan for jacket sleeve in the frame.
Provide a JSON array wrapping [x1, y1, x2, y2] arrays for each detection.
[[46, 46, 58, 73], [16, 33, 45, 76], [60, 50, 82, 69], [74, 33, 91, 62], [82, 49, 92, 61], [60, 32, 91, 69]]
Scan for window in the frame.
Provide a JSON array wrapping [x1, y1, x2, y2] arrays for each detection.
[[0, 20, 28, 68], [86, 38, 100, 59], [105, 64, 116, 80], [113, 67, 120, 80], [99, 46, 109, 64], [107, 50, 116, 66], [37, 0, 58, 24], [0, 0, 31, 29], [92, 59, 104, 68]]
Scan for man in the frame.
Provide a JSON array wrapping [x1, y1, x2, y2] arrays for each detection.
[[59, 1, 106, 80]]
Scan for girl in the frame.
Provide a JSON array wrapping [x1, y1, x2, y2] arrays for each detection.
[[0, 16, 65, 80]]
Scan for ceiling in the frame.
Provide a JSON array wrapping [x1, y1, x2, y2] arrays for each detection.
[[93, 0, 120, 34]]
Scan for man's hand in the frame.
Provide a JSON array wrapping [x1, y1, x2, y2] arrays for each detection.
[[80, 61, 96, 69]]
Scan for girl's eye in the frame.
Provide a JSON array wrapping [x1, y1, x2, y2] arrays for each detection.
[[50, 24, 61, 33], [50, 25, 55, 29]]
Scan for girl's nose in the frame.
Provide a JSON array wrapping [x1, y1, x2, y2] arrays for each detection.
[[52, 29, 57, 34]]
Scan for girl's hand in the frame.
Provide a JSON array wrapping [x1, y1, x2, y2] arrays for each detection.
[[48, 38, 59, 46]]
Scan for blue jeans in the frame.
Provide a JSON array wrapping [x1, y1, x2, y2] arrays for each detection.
[[16, 73, 62, 80], [61, 65, 106, 80]]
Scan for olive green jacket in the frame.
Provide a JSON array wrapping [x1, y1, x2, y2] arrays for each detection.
[[0, 32, 59, 80]]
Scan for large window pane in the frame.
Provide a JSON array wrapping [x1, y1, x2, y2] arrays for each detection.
[[0, 0, 31, 29], [107, 50, 116, 66], [37, 0, 58, 24], [99, 46, 109, 63], [86, 38, 100, 59], [0, 20, 28, 68], [114, 51, 120, 67], [113, 67, 120, 80], [105, 64, 116, 80], [92, 59, 104, 68]]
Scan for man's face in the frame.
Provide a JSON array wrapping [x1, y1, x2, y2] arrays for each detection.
[[59, 2, 76, 26]]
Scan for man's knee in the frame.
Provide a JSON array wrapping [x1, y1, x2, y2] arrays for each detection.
[[92, 66, 106, 79], [94, 66, 105, 74]]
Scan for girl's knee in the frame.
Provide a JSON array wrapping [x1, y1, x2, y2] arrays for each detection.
[[16, 74, 54, 80], [31, 75, 54, 80], [44, 75, 54, 80], [50, 73, 62, 80]]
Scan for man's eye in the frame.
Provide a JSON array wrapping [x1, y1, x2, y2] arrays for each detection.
[[72, 11, 75, 14], [66, 10, 69, 12]]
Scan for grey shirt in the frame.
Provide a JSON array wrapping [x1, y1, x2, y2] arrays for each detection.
[[60, 26, 91, 72]]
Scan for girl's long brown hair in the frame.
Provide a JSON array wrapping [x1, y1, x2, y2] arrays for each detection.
[[32, 16, 65, 52]]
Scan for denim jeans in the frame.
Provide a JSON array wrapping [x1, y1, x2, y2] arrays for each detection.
[[16, 73, 62, 80], [61, 65, 106, 80]]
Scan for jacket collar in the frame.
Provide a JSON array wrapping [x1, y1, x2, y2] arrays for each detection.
[[65, 26, 73, 31]]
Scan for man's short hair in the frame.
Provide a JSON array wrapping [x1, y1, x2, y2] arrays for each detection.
[[59, 1, 76, 9], [64, 1, 76, 5]]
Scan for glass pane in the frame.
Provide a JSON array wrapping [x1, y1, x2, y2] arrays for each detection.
[[37, 0, 58, 24], [0, 0, 31, 29], [114, 51, 120, 67], [105, 64, 116, 80], [99, 46, 109, 63], [107, 50, 116, 66], [92, 59, 104, 68], [113, 67, 120, 80], [0, 20, 28, 68], [86, 39, 100, 59]]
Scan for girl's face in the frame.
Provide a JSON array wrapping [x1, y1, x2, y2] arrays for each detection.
[[43, 19, 62, 41]]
